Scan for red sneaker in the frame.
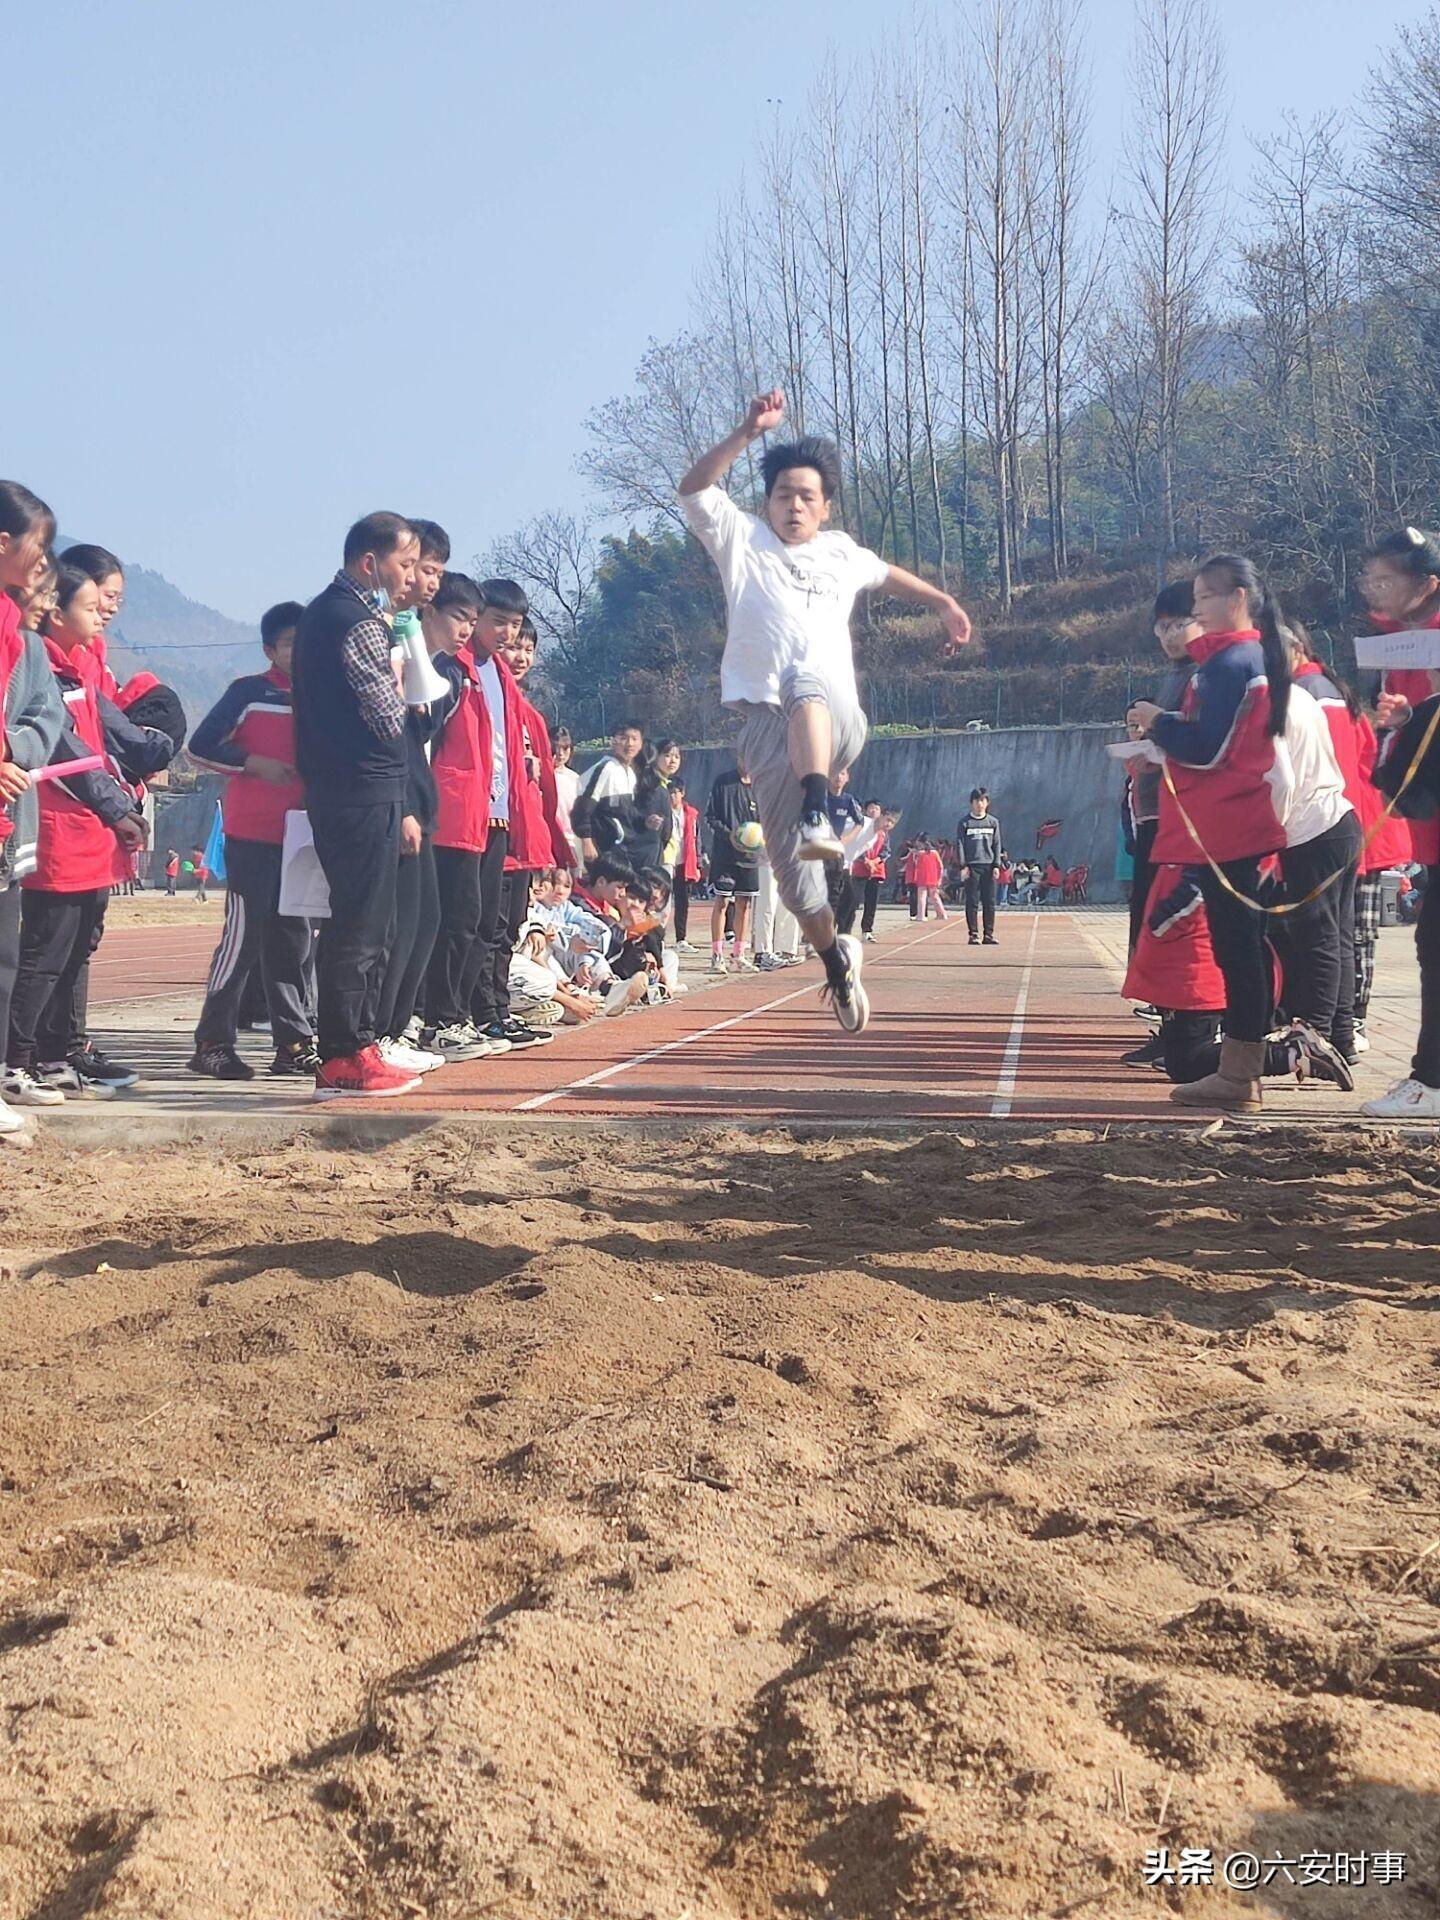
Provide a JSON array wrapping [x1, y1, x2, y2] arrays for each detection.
[[313, 1045, 421, 1101]]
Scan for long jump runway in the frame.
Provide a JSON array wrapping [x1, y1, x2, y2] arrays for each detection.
[[397, 913, 1180, 1124], [90, 908, 1420, 1125]]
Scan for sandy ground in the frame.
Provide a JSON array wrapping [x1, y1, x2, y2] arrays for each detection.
[[0, 1123, 1437, 1919]]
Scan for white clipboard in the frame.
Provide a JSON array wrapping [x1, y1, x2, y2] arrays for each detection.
[[278, 809, 330, 920]]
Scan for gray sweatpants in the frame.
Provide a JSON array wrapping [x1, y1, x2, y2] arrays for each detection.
[[733, 666, 868, 924]]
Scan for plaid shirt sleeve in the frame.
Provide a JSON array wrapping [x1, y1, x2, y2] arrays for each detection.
[[341, 614, 405, 741]]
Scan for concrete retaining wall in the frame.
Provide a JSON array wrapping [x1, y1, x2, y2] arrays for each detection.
[[607, 724, 1130, 900]]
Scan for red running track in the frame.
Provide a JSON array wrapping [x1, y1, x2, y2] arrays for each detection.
[[393, 913, 1173, 1124], [89, 921, 223, 1004]]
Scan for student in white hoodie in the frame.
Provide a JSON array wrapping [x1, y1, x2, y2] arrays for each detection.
[[1273, 668, 1361, 1089]]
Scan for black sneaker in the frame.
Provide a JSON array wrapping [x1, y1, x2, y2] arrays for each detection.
[[189, 1045, 255, 1082], [68, 1044, 139, 1090], [982, 935, 999, 945], [269, 1042, 320, 1077], [500, 1017, 552, 1049], [968, 932, 981, 946], [1284, 1021, 1355, 1092], [1121, 1033, 1166, 1070]]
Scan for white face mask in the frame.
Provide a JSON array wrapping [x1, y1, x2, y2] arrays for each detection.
[[364, 555, 393, 618]]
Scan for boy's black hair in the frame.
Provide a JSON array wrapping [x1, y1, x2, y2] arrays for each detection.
[[1153, 579, 1195, 622], [343, 512, 414, 566], [586, 854, 638, 887], [863, 796, 881, 807], [407, 518, 451, 563], [519, 614, 538, 642], [476, 577, 529, 617], [623, 880, 651, 902], [53, 561, 95, 615], [61, 542, 123, 583], [0, 480, 56, 548], [638, 865, 670, 894], [671, 778, 686, 795], [762, 435, 843, 500], [612, 718, 645, 736], [970, 786, 988, 802], [433, 571, 481, 614], [260, 600, 305, 650]]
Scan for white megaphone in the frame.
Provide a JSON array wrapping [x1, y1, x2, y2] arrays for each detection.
[[399, 621, 449, 707]]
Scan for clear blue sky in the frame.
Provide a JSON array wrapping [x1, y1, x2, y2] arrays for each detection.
[[9, 0, 1411, 620]]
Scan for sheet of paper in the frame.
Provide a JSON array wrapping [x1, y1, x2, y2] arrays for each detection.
[[1353, 628, 1440, 670], [1106, 739, 1162, 764]]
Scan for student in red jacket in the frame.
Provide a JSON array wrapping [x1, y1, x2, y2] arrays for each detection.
[[911, 838, 947, 920], [668, 781, 703, 948], [6, 564, 145, 1101], [851, 799, 890, 943], [188, 600, 316, 1081], [1128, 553, 1292, 1111], [1357, 528, 1440, 1118]]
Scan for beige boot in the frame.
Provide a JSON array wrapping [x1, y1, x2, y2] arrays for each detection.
[[1170, 1036, 1264, 1113]]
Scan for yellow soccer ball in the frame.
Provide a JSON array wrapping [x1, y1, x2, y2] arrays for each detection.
[[733, 820, 765, 854]]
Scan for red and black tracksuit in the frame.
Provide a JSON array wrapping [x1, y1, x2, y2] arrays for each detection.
[[852, 829, 888, 935], [9, 637, 135, 1072], [189, 666, 315, 1055], [1150, 630, 1286, 1044]]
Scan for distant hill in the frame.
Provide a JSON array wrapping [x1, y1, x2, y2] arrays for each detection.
[[60, 538, 262, 722]]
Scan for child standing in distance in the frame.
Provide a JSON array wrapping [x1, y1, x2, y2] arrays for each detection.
[[851, 800, 890, 943], [1128, 553, 1294, 1113], [669, 778, 703, 949], [911, 838, 947, 921], [957, 787, 1003, 946], [680, 388, 972, 1034], [551, 727, 582, 865], [706, 758, 761, 973], [188, 600, 317, 1081]]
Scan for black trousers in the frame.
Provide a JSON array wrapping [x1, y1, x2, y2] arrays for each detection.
[[1128, 819, 1158, 956], [309, 799, 400, 1062], [672, 871, 691, 943], [964, 867, 998, 938], [460, 827, 512, 1029], [1197, 856, 1272, 1045], [1274, 813, 1361, 1048], [8, 886, 109, 1070], [0, 886, 21, 1062], [427, 845, 484, 1030], [1414, 868, 1440, 1088], [194, 837, 314, 1052], [827, 862, 857, 935], [376, 836, 440, 1041], [472, 858, 525, 1029], [860, 877, 882, 934]]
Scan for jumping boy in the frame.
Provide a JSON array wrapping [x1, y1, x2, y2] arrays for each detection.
[[679, 388, 971, 1032]]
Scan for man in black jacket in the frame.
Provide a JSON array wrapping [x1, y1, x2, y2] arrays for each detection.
[[292, 511, 421, 1098], [957, 787, 1003, 946]]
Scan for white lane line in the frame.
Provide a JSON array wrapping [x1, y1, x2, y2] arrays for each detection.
[[514, 917, 965, 1112], [990, 913, 1041, 1119]]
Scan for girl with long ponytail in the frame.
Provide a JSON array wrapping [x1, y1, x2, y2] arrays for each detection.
[[1126, 554, 1294, 1112]]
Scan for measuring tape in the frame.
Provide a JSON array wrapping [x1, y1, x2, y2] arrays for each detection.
[[1157, 700, 1440, 916]]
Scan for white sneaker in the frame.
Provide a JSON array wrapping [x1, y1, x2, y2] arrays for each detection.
[[1353, 1024, 1371, 1055], [732, 954, 757, 973], [4, 1067, 66, 1107], [380, 1038, 445, 1073], [798, 815, 845, 861], [822, 934, 870, 1035], [864, 932, 878, 944], [605, 977, 646, 1017], [36, 1063, 115, 1101], [0, 1098, 32, 1136], [431, 1024, 493, 1062], [708, 953, 729, 976], [1361, 1076, 1440, 1119]]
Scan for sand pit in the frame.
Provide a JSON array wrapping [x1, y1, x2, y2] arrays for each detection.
[[0, 1123, 1436, 1917]]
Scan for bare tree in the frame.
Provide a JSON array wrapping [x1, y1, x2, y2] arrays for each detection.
[[1115, 0, 1226, 569], [481, 513, 602, 671]]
